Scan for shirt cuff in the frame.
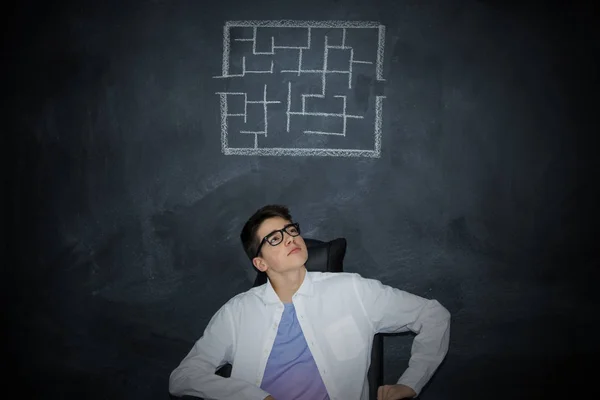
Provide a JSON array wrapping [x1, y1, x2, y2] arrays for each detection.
[[396, 369, 426, 397]]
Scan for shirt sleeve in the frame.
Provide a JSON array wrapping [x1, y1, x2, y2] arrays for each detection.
[[169, 301, 271, 400], [352, 274, 451, 396]]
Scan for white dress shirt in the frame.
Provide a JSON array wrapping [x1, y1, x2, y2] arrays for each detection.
[[169, 271, 451, 400]]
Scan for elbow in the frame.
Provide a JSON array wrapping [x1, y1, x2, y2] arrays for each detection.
[[430, 299, 451, 323], [431, 299, 451, 352], [168, 368, 184, 396], [441, 302, 451, 322], [168, 372, 178, 395], [169, 365, 212, 397]]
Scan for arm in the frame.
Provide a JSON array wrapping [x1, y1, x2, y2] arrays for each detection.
[[352, 275, 451, 396], [169, 302, 271, 400]]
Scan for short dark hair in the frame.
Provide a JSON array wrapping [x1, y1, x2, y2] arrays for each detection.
[[240, 204, 293, 260]]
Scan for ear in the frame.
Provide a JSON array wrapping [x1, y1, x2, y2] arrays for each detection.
[[252, 256, 268, 272]]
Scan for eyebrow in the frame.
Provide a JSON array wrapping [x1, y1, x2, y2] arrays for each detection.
[[263, 223, 292, 238]]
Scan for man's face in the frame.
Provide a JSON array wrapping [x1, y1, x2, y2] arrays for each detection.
[[253, 217, 308, 274]]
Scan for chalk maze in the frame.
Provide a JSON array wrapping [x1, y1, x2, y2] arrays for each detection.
[[215, 21, 386, 157]]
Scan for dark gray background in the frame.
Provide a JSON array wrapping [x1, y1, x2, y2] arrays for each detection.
[[6, 0, 599, 399]]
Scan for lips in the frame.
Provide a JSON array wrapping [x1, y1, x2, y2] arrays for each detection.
[[288, 247, 301, 255]]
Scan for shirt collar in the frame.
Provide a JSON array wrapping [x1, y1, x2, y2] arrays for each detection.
[[260, 268, 314, 305]]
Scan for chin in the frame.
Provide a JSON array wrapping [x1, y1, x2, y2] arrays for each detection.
[[286, 256, 308, 269], [292, 251, 308, 261], [279, 250, 308, 269]]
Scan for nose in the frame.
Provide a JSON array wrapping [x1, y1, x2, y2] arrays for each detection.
[[284, 232, 295, 246]]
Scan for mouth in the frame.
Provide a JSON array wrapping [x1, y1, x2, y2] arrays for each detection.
[[288, 247, 301, 255]]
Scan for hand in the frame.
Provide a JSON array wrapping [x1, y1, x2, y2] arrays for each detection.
[[377, 384, 417, 400]]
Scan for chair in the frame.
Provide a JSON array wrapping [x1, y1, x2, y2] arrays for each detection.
[[215, 237, 384, 400]]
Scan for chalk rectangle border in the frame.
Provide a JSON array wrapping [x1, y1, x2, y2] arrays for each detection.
[[218, 20, 386, 157]]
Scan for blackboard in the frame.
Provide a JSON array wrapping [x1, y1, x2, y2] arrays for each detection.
[[6, 0, 599, 398]]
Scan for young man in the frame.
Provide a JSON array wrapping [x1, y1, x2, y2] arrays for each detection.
[[169, 205, 450, 400]]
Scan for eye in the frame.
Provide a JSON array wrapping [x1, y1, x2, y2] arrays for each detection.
[[268, 233, 282, 244]]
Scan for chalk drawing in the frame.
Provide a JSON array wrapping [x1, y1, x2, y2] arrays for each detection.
[[214, 20, 386, 157]]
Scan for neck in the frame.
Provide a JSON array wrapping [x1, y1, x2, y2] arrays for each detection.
[[269, 267, 307, 303]]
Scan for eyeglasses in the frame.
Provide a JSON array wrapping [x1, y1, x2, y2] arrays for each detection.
[[255, 223, 301, 257]]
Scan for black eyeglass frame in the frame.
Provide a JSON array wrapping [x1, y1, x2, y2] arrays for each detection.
[[255, 223, 301, 258]]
